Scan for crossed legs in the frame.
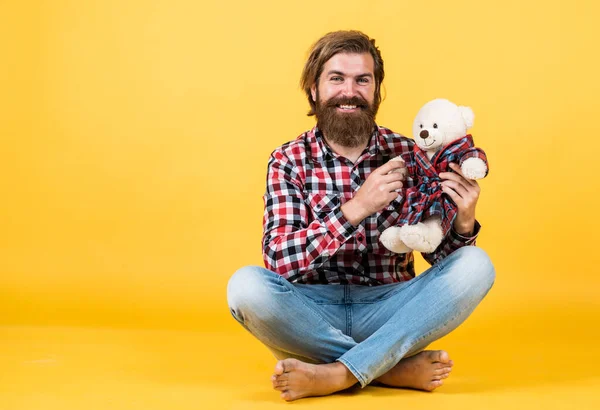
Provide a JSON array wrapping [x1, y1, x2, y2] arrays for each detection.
[[227, 247, 495, 401]]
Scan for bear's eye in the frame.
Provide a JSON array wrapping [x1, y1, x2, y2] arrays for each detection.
[[433, 123, 438, 129], [419, 124, 423, 128]]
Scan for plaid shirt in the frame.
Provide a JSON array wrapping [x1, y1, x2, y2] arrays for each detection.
[[399, 135, 488, 235], [262, 125, 480, 285]]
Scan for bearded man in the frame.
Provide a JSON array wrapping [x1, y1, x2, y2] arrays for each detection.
[[227, 30, 495, 401]]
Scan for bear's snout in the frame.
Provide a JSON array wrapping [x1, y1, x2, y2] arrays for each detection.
[[419, 130, 429, 139]]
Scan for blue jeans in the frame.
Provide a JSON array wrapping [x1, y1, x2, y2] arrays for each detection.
[[227, 246, 495, 387]]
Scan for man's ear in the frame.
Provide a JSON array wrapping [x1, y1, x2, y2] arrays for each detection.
[[310, 84, 317, 102]]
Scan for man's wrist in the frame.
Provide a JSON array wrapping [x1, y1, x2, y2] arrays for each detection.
[[341, 199, 369, 227], [451, 220, 481, 242], [453, 219, 475, 236]]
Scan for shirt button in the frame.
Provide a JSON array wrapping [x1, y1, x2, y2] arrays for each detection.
[[357, 234, 364, 241]]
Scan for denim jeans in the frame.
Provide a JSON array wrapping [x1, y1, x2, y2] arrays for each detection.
[[227, 246, 495, 387]]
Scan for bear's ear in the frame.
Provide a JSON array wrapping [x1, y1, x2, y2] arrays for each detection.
[[458, 106, 475, 129]]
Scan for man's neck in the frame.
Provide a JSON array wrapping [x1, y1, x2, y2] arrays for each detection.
[[325, 138, 368, 164]]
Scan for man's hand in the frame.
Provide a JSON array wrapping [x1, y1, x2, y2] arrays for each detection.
[[439, 163, 480, 236], [342, 158, 407, 226]]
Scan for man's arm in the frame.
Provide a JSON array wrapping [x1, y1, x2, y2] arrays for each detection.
[[422, 162, 482, 265], [262, 150, 358, 281]]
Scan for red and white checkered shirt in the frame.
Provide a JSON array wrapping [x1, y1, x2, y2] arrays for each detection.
[[262, 125, 480, 285]]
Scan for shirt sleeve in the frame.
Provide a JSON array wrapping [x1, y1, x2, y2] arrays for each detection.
[[262, 149, 357, 281], [421, 220, 481, 266]]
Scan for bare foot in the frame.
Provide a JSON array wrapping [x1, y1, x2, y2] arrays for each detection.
[[271, 358, 358, 401], [376, 350, 454, 391]]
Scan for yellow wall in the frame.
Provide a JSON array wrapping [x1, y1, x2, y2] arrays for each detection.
[[1, 0, 599, 330]]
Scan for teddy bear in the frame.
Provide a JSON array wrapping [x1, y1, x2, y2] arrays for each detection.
[[379, 98, 489, 254]]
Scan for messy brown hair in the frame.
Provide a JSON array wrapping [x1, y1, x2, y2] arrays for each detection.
[[300, 30, 385, 116]]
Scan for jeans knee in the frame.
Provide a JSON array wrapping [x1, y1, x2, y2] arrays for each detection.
[[446, 246, 495, 295], [227, 265, 289, 324], [227, 265, 266, 312]]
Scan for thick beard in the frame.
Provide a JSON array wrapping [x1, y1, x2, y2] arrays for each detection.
[[315, 92, 378, 148]]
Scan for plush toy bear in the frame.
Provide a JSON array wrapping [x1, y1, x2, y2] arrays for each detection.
[[379, 98, 489, 254]]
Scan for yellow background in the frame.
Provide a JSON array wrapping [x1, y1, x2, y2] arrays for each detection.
[[1, 0, 599, 409]]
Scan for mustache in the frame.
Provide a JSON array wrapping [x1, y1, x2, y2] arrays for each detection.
[[323, 96, 370, 109]]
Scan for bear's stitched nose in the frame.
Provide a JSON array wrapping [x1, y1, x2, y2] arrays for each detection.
[[419, 130, 429, 139]]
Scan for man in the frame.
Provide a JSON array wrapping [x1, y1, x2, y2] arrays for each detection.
[[227, 30, 495, 401]]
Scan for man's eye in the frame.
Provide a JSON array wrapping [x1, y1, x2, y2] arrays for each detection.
[[358, 77, 369, 84], [331, 76, 343, 82]]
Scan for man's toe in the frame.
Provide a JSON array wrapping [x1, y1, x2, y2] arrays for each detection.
[[430, 350, 450, 364]]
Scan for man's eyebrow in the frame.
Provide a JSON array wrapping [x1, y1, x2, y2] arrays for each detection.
[[325, 70, 373, 78]]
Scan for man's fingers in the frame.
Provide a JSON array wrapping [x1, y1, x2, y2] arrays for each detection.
[[382, 171, 406, 183], [442, 180, 469, 198], [439, 170, 474, 188], [377, 157, 406, 175], [384, 191, 401, 207], [377, 180, 403, 193], [439, 171, 461, 183], [441, 185, 461, 204], [387, 180, 403, 192]]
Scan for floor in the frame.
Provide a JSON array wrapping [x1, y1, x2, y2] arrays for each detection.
[[2, 298, 600, 410]]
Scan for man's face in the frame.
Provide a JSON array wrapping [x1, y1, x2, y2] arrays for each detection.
[[311, 52, 378, 148]]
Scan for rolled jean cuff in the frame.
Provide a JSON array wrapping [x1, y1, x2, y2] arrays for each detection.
[[336, 357, 368, 388]]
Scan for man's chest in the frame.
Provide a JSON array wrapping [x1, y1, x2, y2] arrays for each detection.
[[301, 154, 390, 202], [301, 159, 402, 245]]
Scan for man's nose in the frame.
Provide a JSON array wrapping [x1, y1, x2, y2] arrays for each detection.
[[341, 81, 358, 97]]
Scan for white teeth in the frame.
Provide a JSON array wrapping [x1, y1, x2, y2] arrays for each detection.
[[339, 105, 357, 109]]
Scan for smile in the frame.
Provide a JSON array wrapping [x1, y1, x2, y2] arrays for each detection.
[[337, 105, 359, 110], [423, 139, 436, 147]]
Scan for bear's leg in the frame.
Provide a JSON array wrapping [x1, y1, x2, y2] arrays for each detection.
[[399, 216, 444, 253], [379, 226, 412, 253]]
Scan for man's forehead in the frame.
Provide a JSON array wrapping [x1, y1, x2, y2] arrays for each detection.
[[323, 52, 375, 75]]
